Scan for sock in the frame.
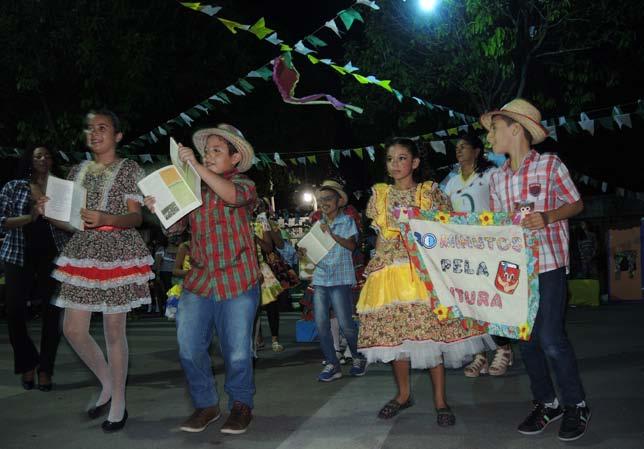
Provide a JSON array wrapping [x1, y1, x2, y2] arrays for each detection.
[[545, 398, 559, 409], [104, 313, 128, 422], [63, 310, 112, 406]]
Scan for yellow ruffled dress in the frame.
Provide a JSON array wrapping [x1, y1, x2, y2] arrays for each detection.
[[357, 182, 495, 368], [254, 222, 284, 306]]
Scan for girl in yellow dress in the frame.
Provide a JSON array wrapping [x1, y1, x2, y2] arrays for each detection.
[[165, 240, 191, 320], [357, 138, 495, 425]]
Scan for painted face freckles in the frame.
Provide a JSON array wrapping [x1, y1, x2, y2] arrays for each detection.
[[203, 135, 240, 174], [386, 144, 419, 182]]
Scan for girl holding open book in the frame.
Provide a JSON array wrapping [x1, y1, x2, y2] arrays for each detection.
[[0, 146, 70, 392], [356, 138, 494, 425], [45, 109, 154, 433]]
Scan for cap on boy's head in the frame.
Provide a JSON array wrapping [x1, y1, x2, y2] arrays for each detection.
[[479, 98, 548, 144], [315, 180, 348, 207], [191, 124, 255, 172]]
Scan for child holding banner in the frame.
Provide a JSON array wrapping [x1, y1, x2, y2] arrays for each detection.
[[440, 134, 515, 377], [481, 98, 589, 442], [357, 138, 494, 426]]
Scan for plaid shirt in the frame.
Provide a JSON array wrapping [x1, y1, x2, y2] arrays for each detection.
[[179, 170, 260, 300], [312, 211, 358, 287], [489, 150, 580, 273], [0, 179, 70, 267]]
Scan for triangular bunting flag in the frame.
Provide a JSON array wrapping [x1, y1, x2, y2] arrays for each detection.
[[353, 73, 370, 84], [297, 157, 307, 165], [249, 17, 273, 39], [578, 119, 595, 135], [226, 85, 245, 96], [602, 182, 608, 192], [180, 112, 194, 126], [217, 18, 250, 34], [85, 152, 93, 160], [545, 125, 558, 141], [274, 152, 287, 167], [354, 148, 364, 159], [265, 32, 283, 45], [139, 154, 153, 164], [305, 35, 327, 48], [149, 131, 158, 143], [59, 151, 69, 162], [294, 40, 315, 55], [330, 149, 340, 167], [238, 79, 254, 93], [341, 149, 351, 157], [307, 54, 320, 64], [430, 141, 446, 155], [435, 130, 448, 137], [324, 19, 342, 37], [614, 113, 632, 129], [338, 8, 363, 31], [157, 126, 168, 136], [366, 145, 375, 161], [195, 104, 210, 114], [343, 61, 359, 73], [201, 5, 222, 16], [247, 66, 273, 80], [356, 0, 380, 10], [307, 155, 316, 164], [290, 158, 298, 166]]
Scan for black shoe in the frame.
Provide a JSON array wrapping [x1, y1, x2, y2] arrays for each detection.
[[21, 379, 35, 390], [102, 409, 128, 433], [558, 405, 591, 442], [37, 372, 53, 392], [517, 401, 564, 435], [38, 382, 53, 392], [88, 399, 112, 419]]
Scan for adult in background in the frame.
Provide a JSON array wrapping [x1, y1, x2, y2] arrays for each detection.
[[441, 134, 514, 378], [0, 146, 70, 391]]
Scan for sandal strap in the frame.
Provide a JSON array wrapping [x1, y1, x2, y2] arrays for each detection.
[[436, 407, 456, 426]]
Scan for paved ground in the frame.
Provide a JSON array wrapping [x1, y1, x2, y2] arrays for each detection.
[[1, 303, 643, 449]]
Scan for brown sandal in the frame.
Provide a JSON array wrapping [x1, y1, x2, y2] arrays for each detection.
[[377, 398, 414, 419]]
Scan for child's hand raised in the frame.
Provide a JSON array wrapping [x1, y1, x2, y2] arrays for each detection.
[[143, 196, 157, 213], [178, 144, 198, 167]]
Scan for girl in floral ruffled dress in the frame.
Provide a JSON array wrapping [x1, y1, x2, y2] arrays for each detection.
[[356, 138, 495, 426]]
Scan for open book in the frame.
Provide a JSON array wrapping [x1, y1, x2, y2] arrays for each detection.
[[137, 137, 202, 228], [44, 175, 86, 230], [296, 221, 337, 265]]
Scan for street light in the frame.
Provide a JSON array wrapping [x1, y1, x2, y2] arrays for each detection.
[[419, 0, 439, 12]]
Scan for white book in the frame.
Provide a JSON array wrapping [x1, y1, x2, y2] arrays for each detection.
[[296, 221, 337, 265], [44, 175, 86, 230], [137, 137, 202, 228]]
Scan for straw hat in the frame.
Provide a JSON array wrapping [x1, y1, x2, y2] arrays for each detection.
[[191, 124, 255, 172], [479, 98, 548, 144], [315, 180, 348, 207]]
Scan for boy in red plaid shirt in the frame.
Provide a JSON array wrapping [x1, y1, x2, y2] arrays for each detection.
[[144, 124, 260, 435], [481, 99, 590, 442]]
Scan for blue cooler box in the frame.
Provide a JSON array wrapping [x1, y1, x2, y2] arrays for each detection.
[[296, 319, 318, 342]]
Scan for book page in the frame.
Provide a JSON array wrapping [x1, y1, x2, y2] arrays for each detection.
[[169, 137, 184, 177], [170, 136, 201, 201], [138, 165, 201, 228], [296, 221, 337, 265], [69, 184, 86, 231], [44, 175, 74, 222]]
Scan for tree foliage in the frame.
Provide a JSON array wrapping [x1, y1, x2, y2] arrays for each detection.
[[342, 0, 644, 118]]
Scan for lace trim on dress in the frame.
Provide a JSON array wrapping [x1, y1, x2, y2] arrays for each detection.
[[359, 334, 496, 369], [52, 296, 152, 314]]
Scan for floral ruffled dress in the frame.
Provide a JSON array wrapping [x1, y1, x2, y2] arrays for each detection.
[[52, 159, 154, 313], [356, 182, 495, 368]]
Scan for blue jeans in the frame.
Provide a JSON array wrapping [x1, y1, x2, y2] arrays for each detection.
[[519, 268, 586, 405], [313, 285, 359, 366], [176, 284, 259, 410]]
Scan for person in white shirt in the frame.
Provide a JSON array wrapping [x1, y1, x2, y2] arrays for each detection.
[[440, 134, 513, 377]]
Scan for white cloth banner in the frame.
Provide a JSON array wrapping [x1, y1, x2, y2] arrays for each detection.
[[409, 219, 530, 327]]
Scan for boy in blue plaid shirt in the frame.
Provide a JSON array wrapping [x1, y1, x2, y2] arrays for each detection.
[[301, 180, 366, 382]]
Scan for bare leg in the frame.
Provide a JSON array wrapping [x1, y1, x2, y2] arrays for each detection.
[[63, 309, 111, 406], [429, 364, 448, 409], [392, 359, 411, 403]]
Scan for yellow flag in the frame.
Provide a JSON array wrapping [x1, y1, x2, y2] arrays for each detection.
[[180, 2, 201, 11], [447, 127, 458, 136], [218, 18, 248, 34], [331, 65, 347, 75], [353, 74, 370, 84], [376, 80, 393, 93], [307, 54, 320, 64]]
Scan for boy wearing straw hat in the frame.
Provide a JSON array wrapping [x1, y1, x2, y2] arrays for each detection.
[[481, 99, 590, 442], [144, 124, 260, 435]]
